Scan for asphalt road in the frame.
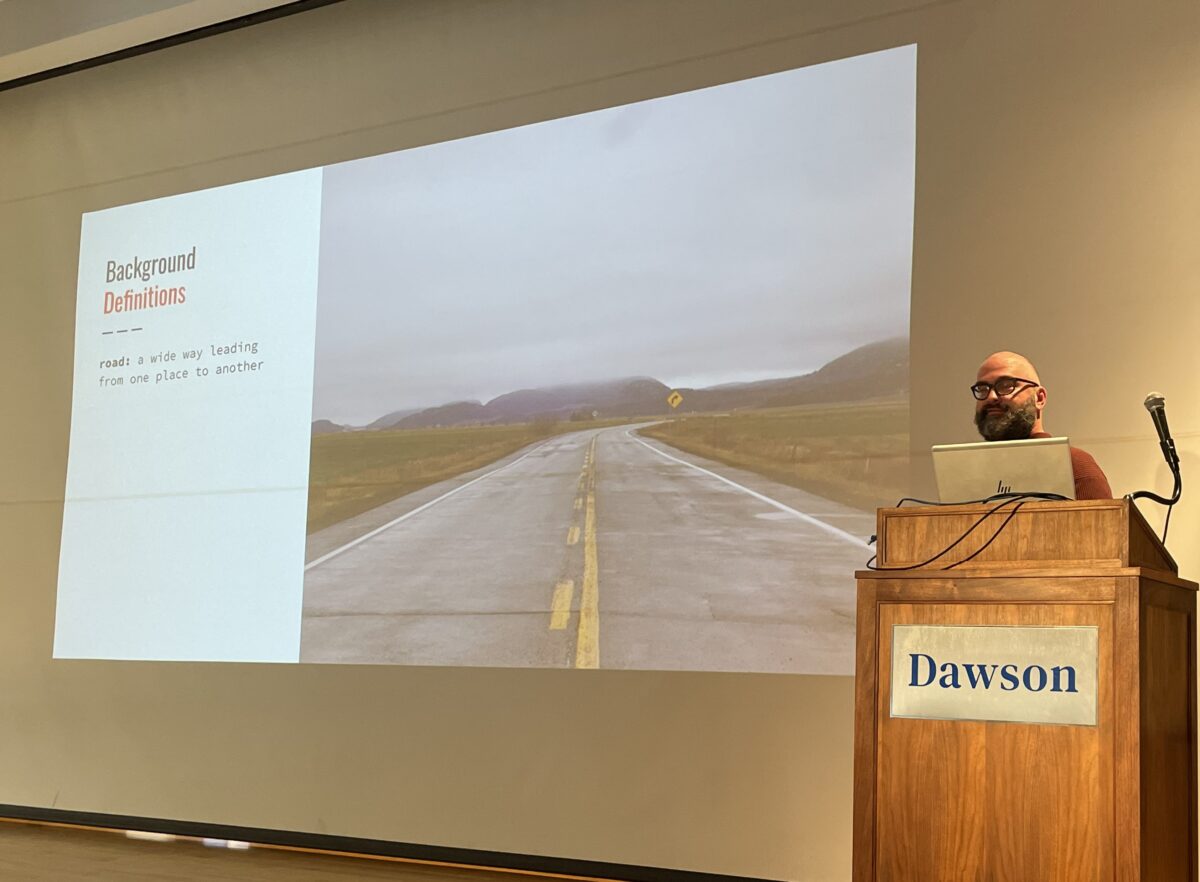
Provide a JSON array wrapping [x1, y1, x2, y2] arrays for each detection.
[[300, 425, 874, 673]]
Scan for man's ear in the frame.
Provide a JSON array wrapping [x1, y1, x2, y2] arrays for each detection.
[[1035, 385, 1047, 411]]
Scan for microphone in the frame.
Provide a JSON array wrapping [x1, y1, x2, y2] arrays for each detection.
[[1129, 392, 1182, 535], [1144, 392, 1180, 471]]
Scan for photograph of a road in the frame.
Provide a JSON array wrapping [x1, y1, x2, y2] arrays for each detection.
[[301, 45, 915, 673], [301, 424, 873, 673]]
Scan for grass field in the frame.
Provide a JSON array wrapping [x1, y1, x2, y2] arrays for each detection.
[[307, 418, 628, 533], [639, 398, 910, 512], [308, 401, 909, 532]]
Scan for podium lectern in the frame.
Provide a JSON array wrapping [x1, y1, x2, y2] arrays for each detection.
[[854, 499, 1197, 881]]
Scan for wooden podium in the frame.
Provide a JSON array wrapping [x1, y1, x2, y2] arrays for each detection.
[[854, 499, 1197, 881]]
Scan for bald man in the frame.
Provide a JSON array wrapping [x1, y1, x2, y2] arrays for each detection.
[[972, 351, 1112, 499]]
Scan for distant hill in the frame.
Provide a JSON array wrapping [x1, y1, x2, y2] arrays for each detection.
[[484, 377, 671, 422], [366, 407, 424, 430], [337, 337, 908, 430], [312, 419, 349, 434], [677, 337, 908, 411], [768, 335, 908, 405], [389, 377, 673, 429], [388, 400, 490, 429]]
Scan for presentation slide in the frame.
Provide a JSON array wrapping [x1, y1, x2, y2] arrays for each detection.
[[56, 44, 916, 672], [57, 170, 323, 662]]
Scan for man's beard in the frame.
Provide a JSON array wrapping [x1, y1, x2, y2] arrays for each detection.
[[975, 399, 1037, 441]]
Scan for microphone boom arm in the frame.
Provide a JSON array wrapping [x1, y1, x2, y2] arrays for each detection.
[[1128, 467, 1181, 507]]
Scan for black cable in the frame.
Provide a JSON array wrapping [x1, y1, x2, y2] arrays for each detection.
[[983, 491, 1069, 502], [865, 496, 1029, 571], [1163, 504, 1173, 544], [895, 491, 1069, 508], [941, 501, 1028, 569]]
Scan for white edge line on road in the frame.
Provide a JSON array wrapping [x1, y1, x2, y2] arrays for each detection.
[[305, 440, 553, 571], [626, 430, 871, 549]]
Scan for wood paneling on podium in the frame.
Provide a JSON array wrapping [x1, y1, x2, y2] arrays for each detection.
[[854, 500, 1196, 881]]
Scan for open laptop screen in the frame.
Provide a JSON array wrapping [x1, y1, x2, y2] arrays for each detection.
[[932, 436, 1075, 502]]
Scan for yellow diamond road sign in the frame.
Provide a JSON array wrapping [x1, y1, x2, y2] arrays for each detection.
[[667, 390, 683, 409]]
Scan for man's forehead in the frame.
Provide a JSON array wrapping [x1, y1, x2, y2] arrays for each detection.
[[976, 351, 1040, 382]]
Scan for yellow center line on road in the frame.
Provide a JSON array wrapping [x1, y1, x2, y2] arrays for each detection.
[[566, 526, 580, 545], [575, 436, 600, 669], [549, 580, 574, 630]]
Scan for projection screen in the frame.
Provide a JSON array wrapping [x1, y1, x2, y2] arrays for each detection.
[[55, 45, 915, 675], [15, 0, 1191, 877]]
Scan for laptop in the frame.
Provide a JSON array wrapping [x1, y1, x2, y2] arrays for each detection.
[[932, 436, 1075, 503]]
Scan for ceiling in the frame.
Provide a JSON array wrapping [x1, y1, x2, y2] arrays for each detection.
[[0, 0, 304, 87]]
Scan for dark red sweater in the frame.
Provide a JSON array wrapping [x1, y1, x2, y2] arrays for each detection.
[[1031, 432, 1112, 499]]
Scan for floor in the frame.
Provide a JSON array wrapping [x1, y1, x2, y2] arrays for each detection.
[[0, 820, 571, 882]]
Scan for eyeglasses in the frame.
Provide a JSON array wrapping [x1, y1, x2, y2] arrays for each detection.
[[970, 376, 1039, 401]]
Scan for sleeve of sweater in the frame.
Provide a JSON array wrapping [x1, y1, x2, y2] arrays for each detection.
[[1070, 447, 1113, 500]]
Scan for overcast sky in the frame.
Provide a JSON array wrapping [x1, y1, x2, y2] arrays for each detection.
[[312, 45, 916, 425]]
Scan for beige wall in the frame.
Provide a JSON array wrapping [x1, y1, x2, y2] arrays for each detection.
[[0, 1, 1196, 879]]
